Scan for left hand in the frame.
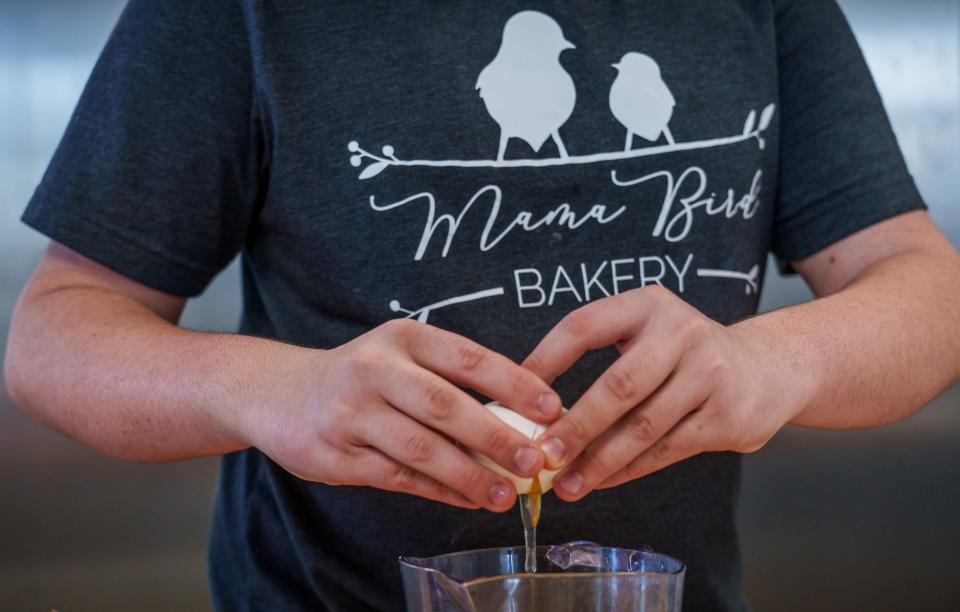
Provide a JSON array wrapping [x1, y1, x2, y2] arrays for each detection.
[[522, 285, 814, 501]]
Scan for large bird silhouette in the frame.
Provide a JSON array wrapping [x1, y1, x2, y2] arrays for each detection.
[[609, 52, 676, 151], [476, 11, 577, 161]]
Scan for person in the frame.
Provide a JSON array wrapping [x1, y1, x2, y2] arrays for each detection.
[[5, 1, 959, 610]]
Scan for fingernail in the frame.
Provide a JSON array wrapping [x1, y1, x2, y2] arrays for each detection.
[[514, 446, 537, 475], [558, 472, 583, 495], [537, 392, 560, 417], [489, 483, 512, 506], [541, 437, 566, 466]]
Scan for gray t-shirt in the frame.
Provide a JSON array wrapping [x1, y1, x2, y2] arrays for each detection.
[[22, 1, 924, 610]]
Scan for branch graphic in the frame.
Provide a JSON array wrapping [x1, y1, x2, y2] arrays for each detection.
[[389, 287, 506, 323], [697, 264, 760, 295], [348, 104, 775, 179]]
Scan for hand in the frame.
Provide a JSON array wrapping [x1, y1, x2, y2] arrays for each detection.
[[522, 286, 814, 501], [245, 319, 562, 511]]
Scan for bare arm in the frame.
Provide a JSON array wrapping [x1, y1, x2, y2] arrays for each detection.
[[744, 210, 960, 428], [3, 242, 313, 460], [4, 243, 563, 511]]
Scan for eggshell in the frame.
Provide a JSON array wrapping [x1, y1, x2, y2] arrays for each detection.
[[469, 401, 562, 495]]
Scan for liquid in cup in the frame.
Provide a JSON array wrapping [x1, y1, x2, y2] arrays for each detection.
[[400, 542, 685, 611]]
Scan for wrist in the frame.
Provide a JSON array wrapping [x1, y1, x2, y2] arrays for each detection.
[[207, 334, 325, 454], [729, 314, 823, 426]]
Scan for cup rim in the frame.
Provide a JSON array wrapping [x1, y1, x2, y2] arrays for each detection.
[[398, 544, 686, 577]]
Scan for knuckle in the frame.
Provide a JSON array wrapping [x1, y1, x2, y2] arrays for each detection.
[[623, 410, 655, 445], [379, 318, 407, 337], [738, 439, 765, 454], [564, 412, 591, 446], [284, 445, 316, 478], [428, 478, 447, 501], [334, 397, 361, 421], [326, 474, 348, 486], [704, 352, 729, 384], [339, 351, 376, 378], [425, 385, 456, 422], [310, 450, 349, 485], [456, 341, 486, 372], [728, 415, 768, 454], [581, 449, 612, 477], [510, 372, 530, 398], [312, 401, 349, 439], [680, 315, 710, 344], [484, 424, 513, 455], [382, 318, 419, 344], [389, 463, 418, 490], [603, 365, 638, 403], [403, 433, 436, 464], [319, 468, 347, 486], [643, 283, 672, 303], [621, 458, 643, 481], [523, 352, 548, 376], [650, 438, 671, 460], [461, 466, 490, 499], [561, 307, 593, 338]]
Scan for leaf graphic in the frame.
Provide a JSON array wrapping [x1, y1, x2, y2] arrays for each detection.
[[742, 110, 757, 136], [358, 161, 389, 180], [758, 104, 776, 131], [746, 264, 760, 295]]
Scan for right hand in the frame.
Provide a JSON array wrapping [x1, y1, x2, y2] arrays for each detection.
[[245, 319, 563, 511]]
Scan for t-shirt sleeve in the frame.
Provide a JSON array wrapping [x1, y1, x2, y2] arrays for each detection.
[[21, 0, 263, 297], [770, 0, 926, 263]]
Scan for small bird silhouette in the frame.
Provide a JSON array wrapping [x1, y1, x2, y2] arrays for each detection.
[[476, 11, 577, 161], [609, 52, 676, 151]]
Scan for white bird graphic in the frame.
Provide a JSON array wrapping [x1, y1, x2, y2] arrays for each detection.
[[476, 11, 577, 161], [609, 52, 676, 151]]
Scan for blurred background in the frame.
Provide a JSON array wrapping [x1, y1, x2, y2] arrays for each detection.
[[1, 0, 958, 610]]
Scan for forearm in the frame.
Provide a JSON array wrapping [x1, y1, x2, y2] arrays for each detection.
[[5, 285, 317, 461], [735, 248, 960, 429]]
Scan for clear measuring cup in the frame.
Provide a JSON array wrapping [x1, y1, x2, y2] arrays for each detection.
[[399, 541, 685, 611]]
